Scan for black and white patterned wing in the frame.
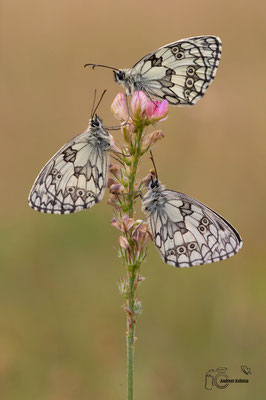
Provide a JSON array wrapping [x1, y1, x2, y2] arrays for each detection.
[[28, 132, 108, 214], [131, 36, 222, 105], [147, 190, 242, 267]]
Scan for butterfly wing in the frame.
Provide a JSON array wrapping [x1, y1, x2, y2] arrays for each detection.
[[28, 131, 108, 214], [131, 36, 222, 105], [145, 189, 242, 267]]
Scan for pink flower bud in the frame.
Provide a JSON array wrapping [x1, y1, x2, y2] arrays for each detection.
[[109, 163, 121, 178], [110, 183, 124, 194], [107, 194, 121, 210], [111, 92, 128, 121], [119, 236, 130, 249], [146, 99, 168, 122], [142, 129, 165, 149], [107, 177, 116, 188], [122, 214, 135, 232], [131, 91, 148, 118], [111, 217, 122, 230], [132, 222, 149, 250]]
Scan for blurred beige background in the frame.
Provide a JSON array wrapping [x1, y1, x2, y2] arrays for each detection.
[[1, 0, 265, 399]]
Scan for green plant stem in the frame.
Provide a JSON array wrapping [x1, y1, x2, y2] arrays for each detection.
[[128, 125, 143, 218], [126, 122, 144, 400], [127, 268, 136, 400]]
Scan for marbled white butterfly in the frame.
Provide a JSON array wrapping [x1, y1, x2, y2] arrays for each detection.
[[142, 170, 242, 267], [85, 36, 222, 106]]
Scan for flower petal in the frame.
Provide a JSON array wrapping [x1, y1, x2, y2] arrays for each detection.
[[131, 91, 148, 118], [146, 99, 168, 121], [111, 92, 128, 121]]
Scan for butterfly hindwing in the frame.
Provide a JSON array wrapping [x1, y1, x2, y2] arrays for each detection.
[[29, 118, 111, 214], [143, 186, 242, 268], [130, 36, 222, 105]]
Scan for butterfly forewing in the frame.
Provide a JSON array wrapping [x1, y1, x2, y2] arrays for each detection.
[[29, 119, 111, 214], [129, 36, 222, 105], [143, 186, 242, 268]]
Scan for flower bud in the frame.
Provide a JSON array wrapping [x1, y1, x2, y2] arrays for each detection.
[[119, 236, 130, 249], [121, 214, 135, 232], [110, 183, 124, 194], [111, 217, 122, 230], [109, 163, 121, 178], [107, 177, 117, 188], [142, 129, 165, 149], [132, 222, 149, 250]]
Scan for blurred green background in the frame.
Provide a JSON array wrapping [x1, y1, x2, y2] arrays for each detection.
[[1, 0, 265, 399]]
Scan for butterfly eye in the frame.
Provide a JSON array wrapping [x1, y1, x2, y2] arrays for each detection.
[[201, 217, 209, 226], [77, 189, 85, 196], [51, 169, 58, 175], [92, 119, 100, 127], [187, 66, 195, 76], [177, 245, 186, 255], [117, 71, 125, 80], [186, 78, 194, 88], [67, 186, 75, 193], [150, 181, 158, 189], [56, 173, 62, 179], [184, 89, 190, 98], [171, 47, 178, 53], [188, 242, 198, 251], [176, 51, 184, 59]]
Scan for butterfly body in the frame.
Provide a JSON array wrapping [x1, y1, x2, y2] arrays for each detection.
[[113, 36, 222, 105], [142, 174, 242, 267], [29, 116, 112, 214]]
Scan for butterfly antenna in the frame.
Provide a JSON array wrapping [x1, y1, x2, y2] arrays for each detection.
[[149, 150, 159, 181], [91, 89, 97, 119], [84, 63, 120, 72], [92, 89, 107, 119]]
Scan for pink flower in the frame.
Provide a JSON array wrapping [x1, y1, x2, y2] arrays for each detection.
[[146, 99, 168, 122], [111, 92, 128, 121], [131, 91, 148, 118]]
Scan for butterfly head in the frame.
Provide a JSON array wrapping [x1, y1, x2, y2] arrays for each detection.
[[149, 170, 160, 189], [143, 170, 162, 193], [113, 69, 132, 92], [88, 115, 111, 142], [90, 114, 103, 128]]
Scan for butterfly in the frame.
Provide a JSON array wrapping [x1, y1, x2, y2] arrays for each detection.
[[85, 36, 222, 106], [142, 170, 242, 267], [28, 115, 114, 214]]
